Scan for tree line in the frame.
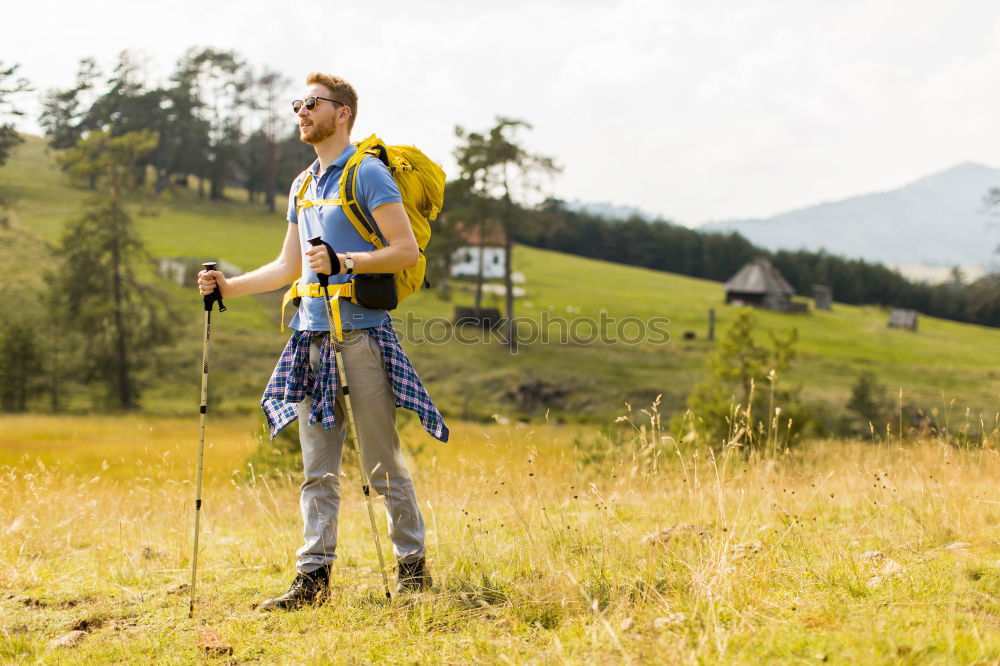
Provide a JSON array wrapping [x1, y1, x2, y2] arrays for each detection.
[[38, 48, 313, 211], [0, 49, 318, 414], [510, 204, 1000, 328]]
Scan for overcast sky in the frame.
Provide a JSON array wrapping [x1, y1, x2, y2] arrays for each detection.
[[4, 0, 1000, 225]]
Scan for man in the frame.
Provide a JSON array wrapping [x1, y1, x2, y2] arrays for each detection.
[[198, 72, 447, 610]]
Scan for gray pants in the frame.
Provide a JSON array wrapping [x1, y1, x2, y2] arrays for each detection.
[[295, 329, 426, 573]]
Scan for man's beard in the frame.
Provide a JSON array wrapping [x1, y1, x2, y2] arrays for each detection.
[[299, 116, 337, 145]]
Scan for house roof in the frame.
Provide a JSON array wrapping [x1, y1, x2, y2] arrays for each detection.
[[724, 258, 795, 296], [450, 219, 507, 246]]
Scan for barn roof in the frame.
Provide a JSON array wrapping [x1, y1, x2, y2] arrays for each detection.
[[724, 258, 795, 296]]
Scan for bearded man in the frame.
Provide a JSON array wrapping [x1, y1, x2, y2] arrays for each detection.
[[198, 72, 447, 609]]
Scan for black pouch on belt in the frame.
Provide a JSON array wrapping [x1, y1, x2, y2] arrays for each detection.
[[354, 273, 398, 310]]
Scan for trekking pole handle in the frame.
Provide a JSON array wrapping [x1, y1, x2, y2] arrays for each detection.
[[307, 236, 339, 288], [202, 262, 226, 313]]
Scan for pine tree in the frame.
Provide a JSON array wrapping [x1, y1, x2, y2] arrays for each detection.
[[0, 61, 31, 167], [0, 319, 41, 412], [683, 312, 803, 447], [55, 130, 175, 409], [846, 371, 889, 434]]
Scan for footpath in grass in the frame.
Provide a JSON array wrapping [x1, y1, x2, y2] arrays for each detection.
[[3, 415, 1000, 663]]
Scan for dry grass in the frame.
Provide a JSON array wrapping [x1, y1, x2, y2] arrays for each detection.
[[2, 411, 1000, 663]]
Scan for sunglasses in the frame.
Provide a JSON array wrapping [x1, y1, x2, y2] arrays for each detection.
[[292, 96, 345, 113]]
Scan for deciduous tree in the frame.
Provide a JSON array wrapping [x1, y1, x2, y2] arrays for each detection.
[[453, 118, 559, 351]]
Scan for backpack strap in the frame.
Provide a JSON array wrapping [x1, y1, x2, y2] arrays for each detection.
[[295, 171, 312, 199], [340, 138, 388, 249], [285, 169, 356, 325]]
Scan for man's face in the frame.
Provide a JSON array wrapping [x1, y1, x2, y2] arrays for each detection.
[[297, 84, 344, 145]]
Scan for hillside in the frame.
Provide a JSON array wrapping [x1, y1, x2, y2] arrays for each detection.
[[702, 162, 1000, 270], [2, 135, 1000, 426]]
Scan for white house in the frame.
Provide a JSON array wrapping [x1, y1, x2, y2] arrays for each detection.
[[158, 257, 242, 286], [451, 246, 506, 279], [448, 220, 508, 279]]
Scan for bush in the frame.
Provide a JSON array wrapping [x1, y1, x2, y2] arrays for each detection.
[[676, 312, 813, 449], [844, 371, 890, 436]]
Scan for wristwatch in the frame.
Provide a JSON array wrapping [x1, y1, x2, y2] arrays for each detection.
[[343, 253, 355, 275]]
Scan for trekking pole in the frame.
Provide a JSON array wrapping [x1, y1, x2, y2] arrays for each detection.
[[308, 237, 392, 602], [189, 262, 226, 618]]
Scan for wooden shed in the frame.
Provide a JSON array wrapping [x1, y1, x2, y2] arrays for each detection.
[[813, 284, 833, 311], [888, 308, 918, 331], [724, 258, 807, 312]]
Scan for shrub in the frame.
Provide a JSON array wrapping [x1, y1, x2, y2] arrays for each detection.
[[676, 312, 811, 449], [845, 370, 891, 436]]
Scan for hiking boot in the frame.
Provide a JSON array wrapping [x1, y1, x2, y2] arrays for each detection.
[[396, 557, 432, 594], [258, 567, 330, 611]]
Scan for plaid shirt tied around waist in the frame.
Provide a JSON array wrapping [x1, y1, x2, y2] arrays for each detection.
[[260, 322, 449, 443]]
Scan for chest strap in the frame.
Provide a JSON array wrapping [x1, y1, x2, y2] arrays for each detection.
[[280, 278, 355, 336], [295, 173, 343, 214], [298, 198, 342, 211]]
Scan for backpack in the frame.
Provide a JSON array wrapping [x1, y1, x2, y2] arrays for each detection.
[[294, 134, 445, 308]]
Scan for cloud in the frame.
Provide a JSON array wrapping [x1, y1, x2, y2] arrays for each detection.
[[7, 0, 1000, 224]]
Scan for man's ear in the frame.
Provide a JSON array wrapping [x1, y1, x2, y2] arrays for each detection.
[[340, 106, 352, 126]]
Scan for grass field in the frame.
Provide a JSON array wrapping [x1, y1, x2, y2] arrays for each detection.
[[2, 413, 1000, 663], [5, 136, 1000, 662], [2, 135, 999, 429]]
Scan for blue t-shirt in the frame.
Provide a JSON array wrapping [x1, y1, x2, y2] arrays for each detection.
[[286, 144, 403, 331]]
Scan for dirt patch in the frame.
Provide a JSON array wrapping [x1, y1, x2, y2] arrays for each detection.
[[802, 613, 838, 630], [504, 380, 569, 412], [10, 595, 44, 608], [109, 617, 141, 635], [68, 614, 107, 632], [197, 628, 233, 656], [57, 596, 97, 608]]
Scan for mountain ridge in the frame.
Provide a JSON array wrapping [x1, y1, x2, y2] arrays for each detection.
[[566, 162, 1000, 270], [700, 162, 1000, 269]]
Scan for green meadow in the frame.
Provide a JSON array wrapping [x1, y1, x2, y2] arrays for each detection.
[[2, 135, 998, 427]]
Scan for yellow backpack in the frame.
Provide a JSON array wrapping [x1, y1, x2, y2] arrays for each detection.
[[294, 134, 445, 307]]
